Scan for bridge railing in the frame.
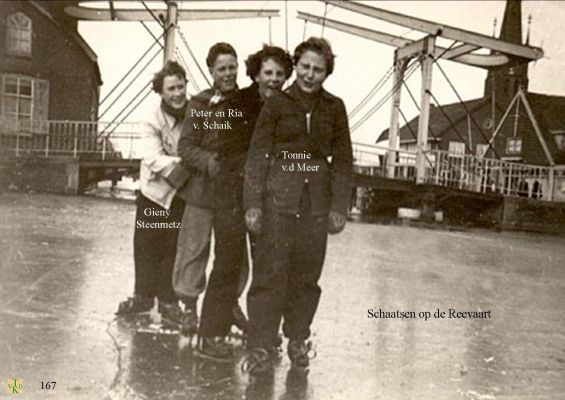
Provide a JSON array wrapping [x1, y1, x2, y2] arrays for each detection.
[[0, 119, 141, 160], [422, 149, 555, 200], [351, 143, 564, 202], [352, 142, 416, 180]]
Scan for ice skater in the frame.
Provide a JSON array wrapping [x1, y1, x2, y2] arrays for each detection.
[[243, 37, 353, 372], [116, 61, 190, 328]]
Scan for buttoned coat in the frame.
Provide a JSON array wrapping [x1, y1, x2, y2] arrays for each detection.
[[176, 88, 258, 209], [244, 83, 353, 216]]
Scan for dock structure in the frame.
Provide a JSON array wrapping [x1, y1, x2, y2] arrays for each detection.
[[0, 120, 140, 193]]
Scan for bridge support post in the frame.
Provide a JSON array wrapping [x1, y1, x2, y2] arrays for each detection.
[[415, 35, 435, 184], [387, 53, 408, 179], [164, 2, 178, 63]]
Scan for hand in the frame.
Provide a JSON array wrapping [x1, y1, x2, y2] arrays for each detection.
[[207, 154, 220, 177], [328, 211, 346, 234], [245, 208, 263, 234]]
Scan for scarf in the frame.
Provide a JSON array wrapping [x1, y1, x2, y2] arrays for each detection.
[[161, 100, 188, 124]]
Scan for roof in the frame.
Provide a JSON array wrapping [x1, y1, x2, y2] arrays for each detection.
[[526, 92, 565, 164], [377, 98, 488, 143], [377, 91, 565, 165], [29, 1, 102, 85]]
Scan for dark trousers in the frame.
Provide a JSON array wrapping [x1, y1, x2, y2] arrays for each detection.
[[133, 193, 184, 303], [198, 207, 247, 337], [247, 193, 328, 349]]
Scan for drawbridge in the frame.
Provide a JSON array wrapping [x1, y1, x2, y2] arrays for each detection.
[[2, 0, 564, 224]]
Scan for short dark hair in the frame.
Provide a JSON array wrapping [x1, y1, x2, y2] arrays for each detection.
[[152, 61, 187, 93], [245, 45, 293, 81], [206, 42, 237, 68], [293, 37, 335, 76]]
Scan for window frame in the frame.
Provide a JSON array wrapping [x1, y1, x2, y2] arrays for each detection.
[[6, 12, 32, 57], [1, 74, 35, 121], [448, 141, 465, 157], [506, 137, 522, 154]]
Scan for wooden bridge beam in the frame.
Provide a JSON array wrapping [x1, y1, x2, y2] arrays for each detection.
[[324, 0, 543, 61]]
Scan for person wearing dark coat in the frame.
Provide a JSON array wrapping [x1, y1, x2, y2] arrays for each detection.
[[175, 42, 250, 359], [174, 43, 293, 359], [243, 37, 353, 372]]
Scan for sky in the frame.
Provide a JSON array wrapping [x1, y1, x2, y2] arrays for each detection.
[[78, 0, 565, 145]]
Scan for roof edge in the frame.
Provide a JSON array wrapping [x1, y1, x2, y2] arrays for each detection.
[[28, 1, 102, 84]]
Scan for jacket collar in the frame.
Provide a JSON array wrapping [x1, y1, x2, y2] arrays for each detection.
[[285, 81, 332, 101]]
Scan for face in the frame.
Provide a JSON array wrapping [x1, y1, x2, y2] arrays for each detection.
[[295, 50, 328, 94], [160, 75, 187, 110], [254, 58, 286, 99], [209, 53, 238, 93]]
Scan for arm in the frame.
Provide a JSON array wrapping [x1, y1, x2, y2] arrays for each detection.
[[243, 99, 277, 211], [177, 100, 216, 174], [139, 109, 189, 189], [329, 98, 354, 216], [139, 118, 181, 175]]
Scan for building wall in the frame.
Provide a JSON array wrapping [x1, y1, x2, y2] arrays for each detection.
[[437, 101, 552, 166], [0, 1, 99, 121]]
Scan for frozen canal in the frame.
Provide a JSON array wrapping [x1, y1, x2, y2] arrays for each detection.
[[1, 193, 564, 400]]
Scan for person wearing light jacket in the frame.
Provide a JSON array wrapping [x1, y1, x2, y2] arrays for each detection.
[[116, 61, 190, 329]]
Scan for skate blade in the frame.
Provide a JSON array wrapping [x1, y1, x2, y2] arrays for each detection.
[[135, 323, 179, 335], [193, 348, 234, 363]]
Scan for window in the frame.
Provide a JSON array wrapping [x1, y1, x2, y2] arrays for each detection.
[[6, 12, 32, 56], [2, 75, 33, 121], [448, 141, 465, 156], [506, 138, 522, 154], [552, 131, 565, 150]]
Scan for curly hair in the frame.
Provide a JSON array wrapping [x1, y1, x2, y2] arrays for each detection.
[[206, 42, 237, 68], [245, 45, 293, 81], [151, 61, 187, 93], [293, 37, 335, 76]]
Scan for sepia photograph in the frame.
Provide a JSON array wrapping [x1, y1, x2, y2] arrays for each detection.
[[1, 1, 565, 399]]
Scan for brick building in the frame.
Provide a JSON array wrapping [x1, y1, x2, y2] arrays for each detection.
[[0, 0, 101, 126]]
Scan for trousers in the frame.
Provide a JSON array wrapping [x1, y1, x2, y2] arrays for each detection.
[[134, 193, 184, 303], [198, 206, 248, 337], [173, 204, 249, 302], [247, 190, 328, 348]]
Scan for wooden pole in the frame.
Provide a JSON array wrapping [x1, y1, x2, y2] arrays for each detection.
[[416, 35, 435, 184], [387, 53, 407, 179], [164, 2, 178, 63]]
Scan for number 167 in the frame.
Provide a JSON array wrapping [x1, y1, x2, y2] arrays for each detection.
[[41, 381, 56, 390]]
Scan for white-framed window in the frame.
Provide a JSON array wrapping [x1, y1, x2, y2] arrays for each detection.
[[506, 138, 522, 154], [2, 75, 33, 121], [448, 141, 465, 156], [476, 143, 489, 158], [6, 12, 32, 56], [1, 74, 49, 122]]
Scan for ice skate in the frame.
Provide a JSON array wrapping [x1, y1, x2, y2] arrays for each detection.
[[158, 301, 183, 331], [194, 336, 233, 362], [241, 347, 280, 374], [287, 340, 316, 369], [115, 295, 153, 316]]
